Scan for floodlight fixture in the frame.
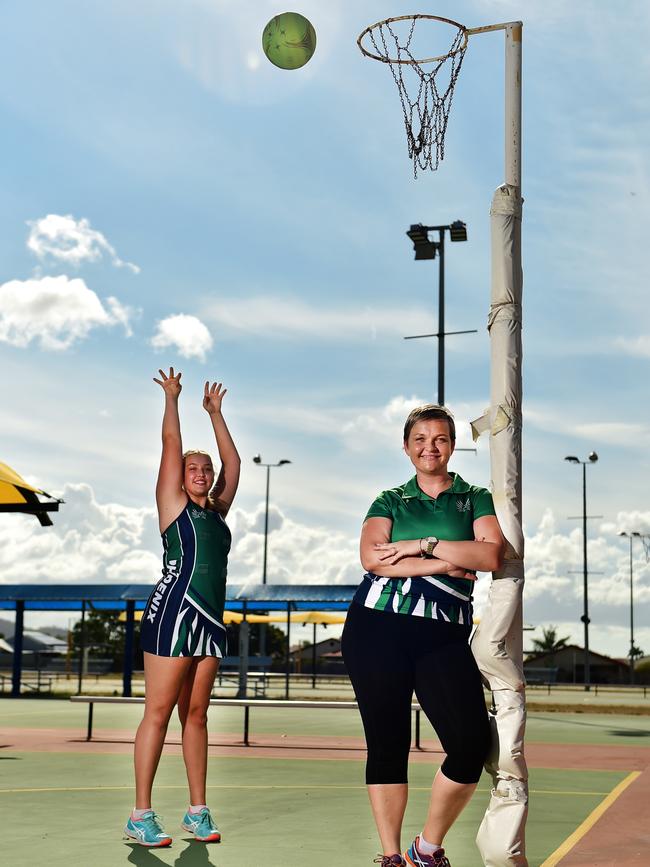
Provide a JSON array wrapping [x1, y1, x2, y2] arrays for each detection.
[[406, 223, 437, 260], [449, 220, 468, 242]]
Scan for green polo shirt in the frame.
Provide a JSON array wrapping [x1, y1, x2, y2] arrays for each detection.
[[353, 473, 496, 622], [367, 472, 495, 541]]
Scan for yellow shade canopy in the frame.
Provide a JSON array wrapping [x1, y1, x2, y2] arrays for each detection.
[[118, 609, 477, 626], [0, 462, 45, 504], [118, 609, 347, 625], [0, 461, 62, 526]]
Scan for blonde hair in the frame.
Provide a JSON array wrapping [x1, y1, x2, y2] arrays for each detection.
[[182, 450, 221, 512]]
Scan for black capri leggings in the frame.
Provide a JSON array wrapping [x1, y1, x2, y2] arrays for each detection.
[[341, 602, 490, 785]]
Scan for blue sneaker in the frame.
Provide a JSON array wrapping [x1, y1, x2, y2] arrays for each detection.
[[181, 807, 221, 842], [124, 811, 172, 847], [405, 838, 450, 867]]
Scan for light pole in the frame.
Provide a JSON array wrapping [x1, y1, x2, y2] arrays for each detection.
[[565, 452, 598, 691], [618, 531, 645, 683], [253, 455, 291, 584], [404, 220, 476, 406]]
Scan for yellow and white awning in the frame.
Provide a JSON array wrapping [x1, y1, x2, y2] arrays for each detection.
[[0, 461, 62, 526]]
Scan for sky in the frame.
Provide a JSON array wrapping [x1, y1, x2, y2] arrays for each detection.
[[0, 0, 649, 659]]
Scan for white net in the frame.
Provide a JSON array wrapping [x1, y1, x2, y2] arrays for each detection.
[[359, 16, 468, 177]]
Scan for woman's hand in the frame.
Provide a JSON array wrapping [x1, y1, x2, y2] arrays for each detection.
[[447, 565, 477, 581], [203, 380, 227, 415], [373, 539, 422, 563], [153, 367, 182, 398]]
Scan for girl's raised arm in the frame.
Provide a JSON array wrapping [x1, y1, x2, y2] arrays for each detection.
[[153, 367, 187, 532], [203, 381, 241, 516]]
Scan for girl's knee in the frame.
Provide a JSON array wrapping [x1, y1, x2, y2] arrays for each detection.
[[184, 703, 209, 728], [144, 703, 175, 728]]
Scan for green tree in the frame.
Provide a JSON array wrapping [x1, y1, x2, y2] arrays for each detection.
[[532, 625, 570, 654], [71, 610, 140, 671], [225, 622, 287, 658]]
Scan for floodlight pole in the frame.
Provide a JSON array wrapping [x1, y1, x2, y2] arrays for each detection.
[[619, 531, 646, 683], [565, 454, 599, 691], [253, 455, 291, 659], [404, 222, 476, 407], [253, 456, 292, 585]]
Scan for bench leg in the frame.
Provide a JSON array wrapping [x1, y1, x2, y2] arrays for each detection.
[[87, 703, 94, 741]]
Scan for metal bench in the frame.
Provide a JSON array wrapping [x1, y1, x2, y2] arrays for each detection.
[[69, 695, 428, 749]]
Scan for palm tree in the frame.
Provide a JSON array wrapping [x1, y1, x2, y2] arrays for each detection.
[[532, 625, 570, 654]]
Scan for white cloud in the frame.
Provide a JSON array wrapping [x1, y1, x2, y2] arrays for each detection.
[[342, 396, 485, 453], [525, 404, 650, 448], [2, 480, 648, 659], [26, 214, 140, 273], [150, 313, 213, 361], [227, 502, 359, 585], [202, 295, 437, 343], [0, 275, 135, 350], [0, 483, 160, 585], [614, 335, 650, 358]]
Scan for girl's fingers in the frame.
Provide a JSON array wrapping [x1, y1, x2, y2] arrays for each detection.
[[158, 369, 167, 380], [153, 378, 163, 385]]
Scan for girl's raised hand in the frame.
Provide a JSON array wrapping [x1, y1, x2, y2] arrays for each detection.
[[153, 367, 182, 398], [203, 381, 227, 415]]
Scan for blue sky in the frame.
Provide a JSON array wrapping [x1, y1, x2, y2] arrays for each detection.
[[1, 0, 649, 658]]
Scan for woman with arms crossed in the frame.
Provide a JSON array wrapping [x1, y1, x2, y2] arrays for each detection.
[[124, 367, 240, 847], [342, 404, 505, 867]]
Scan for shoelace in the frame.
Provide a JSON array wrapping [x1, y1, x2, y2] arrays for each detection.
[[373, 856, 404, 867], [196, 810, 218, 832], [140, 812, 168, 837], [409, 847, 450, 867]]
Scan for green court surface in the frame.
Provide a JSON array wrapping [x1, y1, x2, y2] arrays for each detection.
[[0, 751, 628, 867], [1, 698, 648, 865], [2, 698, 649, 746]]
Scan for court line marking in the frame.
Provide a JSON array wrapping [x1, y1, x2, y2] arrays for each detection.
[[539, 770, 641, 867], [0, 784, 613, 796]]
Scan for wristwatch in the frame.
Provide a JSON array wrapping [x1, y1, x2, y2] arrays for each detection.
[[424, 536, 439, 557]]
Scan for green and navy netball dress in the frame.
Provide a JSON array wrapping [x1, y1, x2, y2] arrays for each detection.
[[140, 499, 231, 657]]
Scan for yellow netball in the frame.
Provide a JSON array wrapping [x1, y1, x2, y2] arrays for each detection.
[[262, 12, 317, 70]]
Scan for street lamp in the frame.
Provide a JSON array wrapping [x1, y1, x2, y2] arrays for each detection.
[[253, 455, 291, 584], [564, 452, 598, 691], [404, 220, 475, 406], [618, 531, 645, 683]]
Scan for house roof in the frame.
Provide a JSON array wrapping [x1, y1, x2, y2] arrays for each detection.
[[524, 644, 629, 668]]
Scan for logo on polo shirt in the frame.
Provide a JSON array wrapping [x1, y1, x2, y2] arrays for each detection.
[[456, 497, 471, 513]]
